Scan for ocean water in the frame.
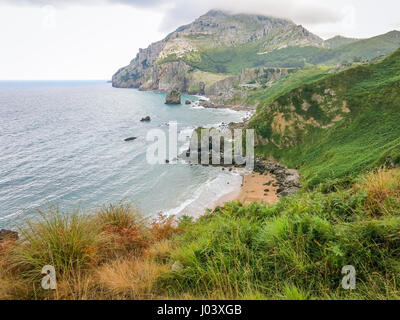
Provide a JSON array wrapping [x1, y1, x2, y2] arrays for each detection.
[[0, 81, 247, 228]]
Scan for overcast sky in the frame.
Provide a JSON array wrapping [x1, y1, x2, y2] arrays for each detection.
[[0, 0, 399, 80]]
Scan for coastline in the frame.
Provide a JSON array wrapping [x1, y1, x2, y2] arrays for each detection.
[[178, 95, 281, 215], [191, 94, 301, 211], [214, 170, 279, 207], [236, 171, 280, 204], [196, 96, 281, 207]]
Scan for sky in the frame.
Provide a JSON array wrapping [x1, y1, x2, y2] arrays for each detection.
[[0, 0, 399, 80]]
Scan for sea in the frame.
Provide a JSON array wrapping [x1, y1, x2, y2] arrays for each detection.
[[0, 80, 248, 228]]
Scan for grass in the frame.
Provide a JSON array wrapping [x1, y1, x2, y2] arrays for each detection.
[[13, 209, 104, 278], [0, 204, 182, 300], [96, 258, 168, 299], [245, 65, 332, 107], [250, 48, 400, 188], [158, 168, 400, 300], [1, 169, 400, 300], [166, 31, 400, 76], [182, 44, 319, 74]]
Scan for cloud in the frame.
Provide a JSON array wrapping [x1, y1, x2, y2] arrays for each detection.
[[156, 0, 347, 32], [0, 0, 348, 32], [0, 0, 166, 6]]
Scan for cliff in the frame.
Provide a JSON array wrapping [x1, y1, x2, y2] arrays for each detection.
[[112, 10, 323, 95]]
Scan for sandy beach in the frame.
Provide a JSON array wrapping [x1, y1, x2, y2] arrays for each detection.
[[236, 172, 279, 204], [214, 170, 279, 207]]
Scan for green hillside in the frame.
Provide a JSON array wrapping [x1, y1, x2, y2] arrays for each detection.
[[324, 35, 359, 49], [182, 44, 320, 74], [250, 48, 400, 188], [314, 31, 400, 65], [244, 65, 333, 107], [171, 31, 400, 75]]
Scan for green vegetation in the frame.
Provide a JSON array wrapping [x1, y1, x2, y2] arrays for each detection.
[[320, 31, 400, 65], [245, 65, 332, 107], [2, 169, 400, 300], [170, 31, 400, 76], [250, 48, 400, 188], [0, 205, 177, 299], [324, 36, 359, 49], [161, 168, 400, 299], [182, 44, 321, 74], [3, 26, 400, 301], [191, 70, 228, 87]]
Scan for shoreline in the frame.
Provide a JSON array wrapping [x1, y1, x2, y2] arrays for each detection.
[[196, 95, 280, 207], [181, 95, 287, 213], [214, 170, 279, 207], [236, 171, 280, 204]]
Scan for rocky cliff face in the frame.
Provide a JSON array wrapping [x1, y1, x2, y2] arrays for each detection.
[[205, 67, 291, 104], [112, 10, 323, 96]]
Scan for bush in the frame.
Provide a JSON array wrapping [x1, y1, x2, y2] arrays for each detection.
[[12, 209, 104, 279], [158, 169, 400, 299]]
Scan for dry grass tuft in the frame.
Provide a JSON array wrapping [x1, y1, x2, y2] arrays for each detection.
[[96, 258, 168, 299], [0, 203, 180, 300], [145, 240, 174, 264], [151, 213, 178, 241], [357, 167, 400, 215], [11, 209, 105, 279], [53, 271, 101, 300]]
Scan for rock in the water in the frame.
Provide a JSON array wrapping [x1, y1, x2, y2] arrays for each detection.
[[124, 137, 137, 142], [185, 100, 192, 105], [140, 116, 151, 122], [165, 90, 181, 104], [0, 229, 18, 242]]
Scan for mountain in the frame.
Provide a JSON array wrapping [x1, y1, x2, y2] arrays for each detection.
[[249, 48, 400, 187], [112, 10, 323, 91], [112, 10, 400, 99], [313, 30, 400, 65], [323, 35, 359, 49], [176, 29, 400, 74]]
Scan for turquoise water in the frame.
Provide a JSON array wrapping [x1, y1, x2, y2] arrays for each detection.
[[0, 81, 247, 228]]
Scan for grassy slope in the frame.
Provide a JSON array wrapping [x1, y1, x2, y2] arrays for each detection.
[[157, 31, 400, 76], [251, 49, 400, 188], [2, 169, 400, 300], [245, 65, 332, 107], [322, 31, 400, 64], [324, 36, 359, 49], [162, 168, 400, 299], [184, 44, 320, 74]]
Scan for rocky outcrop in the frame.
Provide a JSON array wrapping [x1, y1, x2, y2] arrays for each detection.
[[205, 67, 291, 104], [258, 24, 323, 53], [183, 129, 301, 196], [204, 76, 238, 103], [140, 116, 151, 122], [165, 90, 181, 104], [254, 160, 301, 197]]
